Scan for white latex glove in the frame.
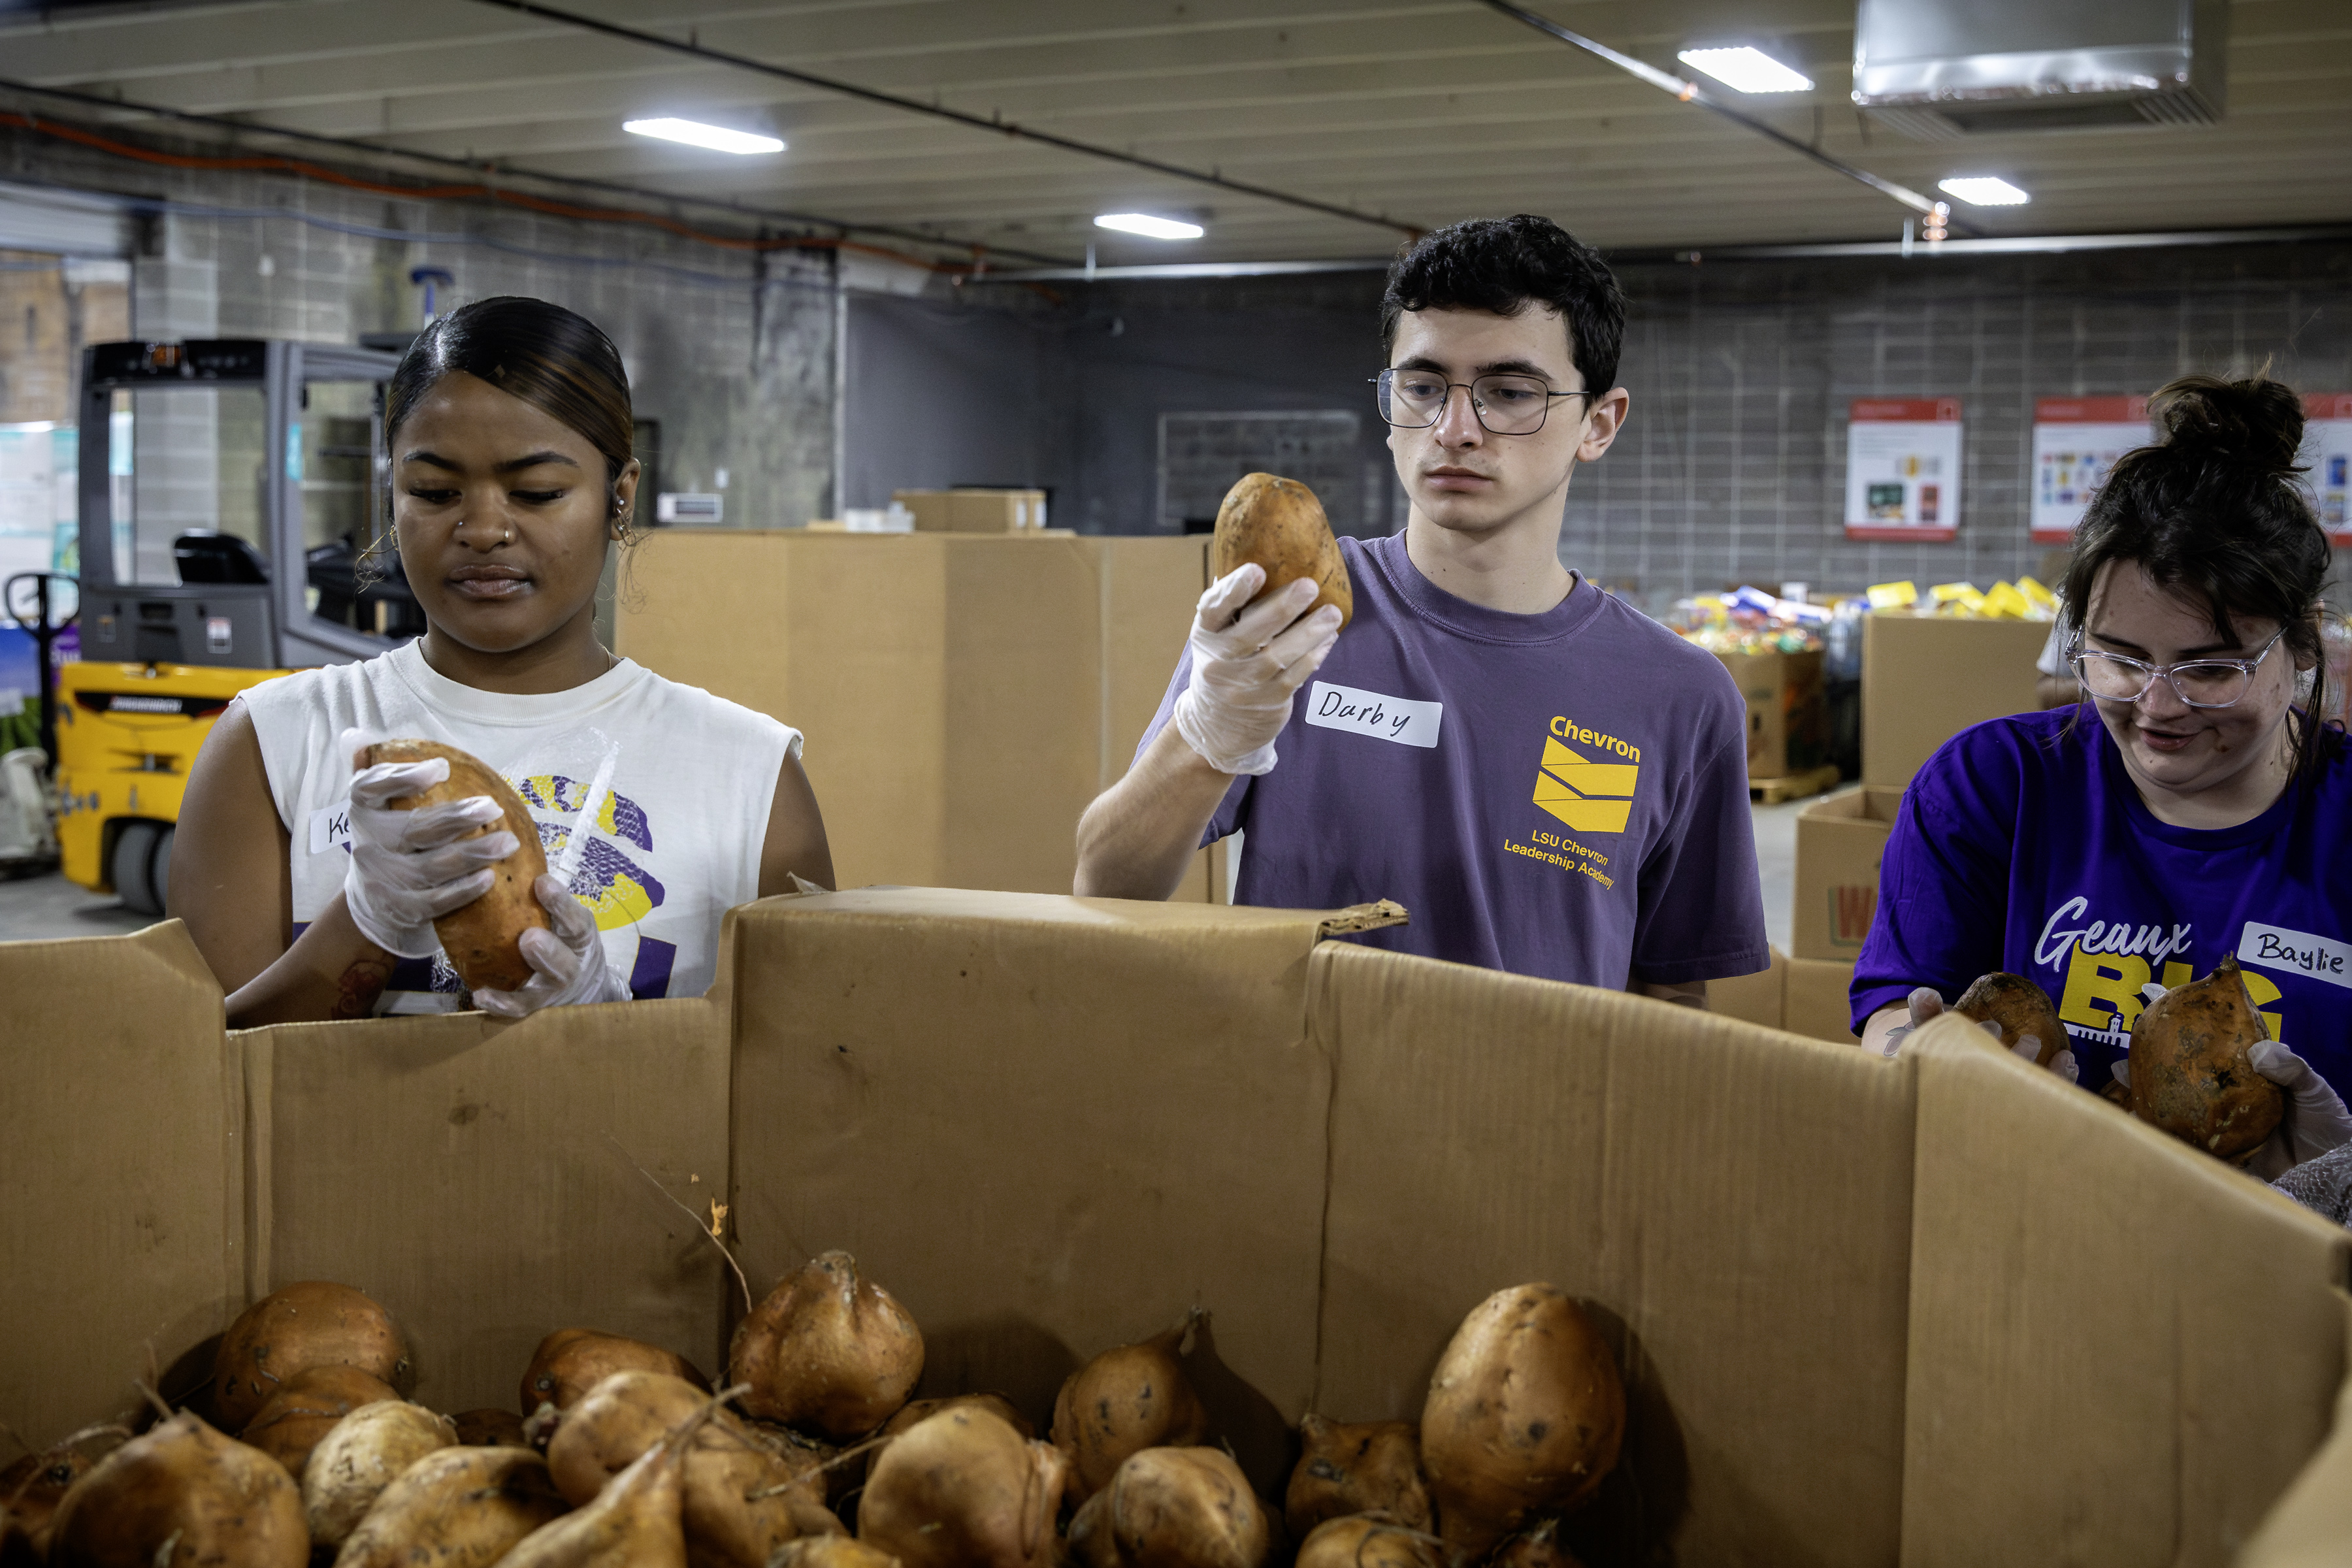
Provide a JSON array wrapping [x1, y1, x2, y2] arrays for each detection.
[[471, 875, 631, 1019], [1171, 565, 1343, 776], [343, 751, 515, 959], [1880, 984, 2077, 1081], [2246, 1041, 2352, 1180]]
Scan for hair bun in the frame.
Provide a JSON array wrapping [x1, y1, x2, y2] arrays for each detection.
[[2151, 374, 2306, 477]]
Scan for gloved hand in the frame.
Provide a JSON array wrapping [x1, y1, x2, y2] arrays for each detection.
[[343, 749, 515, 958], [1171, 566, 1343, 776], [471, 875, 631, 1019], [1880, 983, 2078, 1081], [2246, 1041, 2352, 1180]]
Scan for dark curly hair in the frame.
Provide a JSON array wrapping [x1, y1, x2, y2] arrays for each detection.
[[2061, 372, 2337, 781], [1379, 216, 1625, 397]]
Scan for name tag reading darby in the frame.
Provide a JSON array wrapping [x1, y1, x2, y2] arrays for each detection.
[[1305, 681, 1443, 749]]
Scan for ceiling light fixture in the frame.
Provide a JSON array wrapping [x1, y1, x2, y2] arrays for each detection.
[[1674, 46, 1813, 94], [1094, 213, 1205, 240], [623, 118, 785, 155], [1938, 176, 2031, 206]]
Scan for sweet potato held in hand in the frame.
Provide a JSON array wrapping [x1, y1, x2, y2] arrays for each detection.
[[364, 738, 550, 990], [1211, 474, 1352, 630]]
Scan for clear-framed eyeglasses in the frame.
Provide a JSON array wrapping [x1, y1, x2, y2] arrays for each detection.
[[2068, 628, 2287, 709], [1371, 368, 1592, 436]]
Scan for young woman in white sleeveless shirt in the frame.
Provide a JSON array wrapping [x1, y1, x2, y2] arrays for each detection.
[[172, 297, 831, 1024]]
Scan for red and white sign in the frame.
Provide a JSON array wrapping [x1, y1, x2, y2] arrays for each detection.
[[2303, 393, 2352, 545], [1844, 398, 1962, 542], [2031, 395, 2151, 544]]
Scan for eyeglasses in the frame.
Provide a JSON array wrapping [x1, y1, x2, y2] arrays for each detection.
[[2068, 628, 2287, 710], [1371, 369, 1591, 436]]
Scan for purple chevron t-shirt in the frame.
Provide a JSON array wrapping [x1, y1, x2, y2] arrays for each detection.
[[1137, 533, 1767, 988]]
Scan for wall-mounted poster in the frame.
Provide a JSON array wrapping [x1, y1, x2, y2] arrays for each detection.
[[2030, 396, 2151, 544], [2302, 393, 2352, 544], [1844, 399, 1962, 542]]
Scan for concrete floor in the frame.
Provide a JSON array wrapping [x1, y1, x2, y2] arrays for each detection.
[[0, 800, 1809, 951]]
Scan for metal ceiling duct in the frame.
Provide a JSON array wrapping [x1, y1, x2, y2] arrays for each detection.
[[1852, 0, 2228, 139]]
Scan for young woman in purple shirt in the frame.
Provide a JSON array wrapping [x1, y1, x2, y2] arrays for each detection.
[[1856, 375, 2352, 1181], [1077, 217, 1767, 1000]]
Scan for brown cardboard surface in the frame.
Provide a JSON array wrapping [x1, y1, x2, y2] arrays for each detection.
[[1311, 943, 1918, 1565], [2240, 1295, 2352, 1568], [0, 921, 239, 1437], [1708, 944, 1786, 1028], [1786, 956, 1861, 1043], [1903, 1019, 2352, 1567], [723, 888, 1342, 1492], [241, 994, 730, 1408], [894, 489, 1048, 532], [1794, 785, 1905, 959], [615, 531, 1205, 896], [1716, 647, 1825, 779], [1862, 614, 2051, 787]]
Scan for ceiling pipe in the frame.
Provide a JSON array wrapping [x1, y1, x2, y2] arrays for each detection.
[[466, 0, 1425, 240], [1478, 0, 1978, 237]]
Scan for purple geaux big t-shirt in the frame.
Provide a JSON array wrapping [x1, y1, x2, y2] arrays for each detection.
[[1852, 708, 2352, 1097], [1137, 534, 1768, 988]]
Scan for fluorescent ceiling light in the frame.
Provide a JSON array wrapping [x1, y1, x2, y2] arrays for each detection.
[[1094, 212, 1204, 240], [1938, 176, 2031, 206], [1675, 46, 1813, 93], [623, 118, 784, 155]]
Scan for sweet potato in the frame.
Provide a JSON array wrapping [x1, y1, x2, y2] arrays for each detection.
[[48, 1412, 307, 1567], [363, 737, 550, 990], [521, 1329, 710, 1415], [1210, 474, 1352, 630], [728, 1252, 924, 1439], [239, 1364, 402, 1478], [1420, 1285, 1623, 1558], [1954, 972, 2069, 1068], [453, 1408, 534, 1448], [1284, 1417, 1429, 1538], [302, 1400, 457, 1547], [331, 1445, 569, 1567], [2130, 955, 2285, 1162], [1292, 1514, 1443, 1568], [1066, 1446, 1273, 1568], [1051, 1316, 1209, 1502], [212, 1281, 411, 1431], [858, 1406, 1064, 1568]]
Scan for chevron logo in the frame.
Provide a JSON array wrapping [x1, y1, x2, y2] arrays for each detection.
[[1533, 734, 1637, 834]]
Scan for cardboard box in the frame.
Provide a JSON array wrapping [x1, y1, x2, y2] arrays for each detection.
[[1786, 955, 1861, 1044], [1793, 785, 1905, 960], [1708, 945, 1786, 1029], [1714, 647, 1825, 779], [1862, 612, 2051, 787], [892, 488, 1048, 532], [615, 531, 1223, 900], [6, 904, 2347, 1563]]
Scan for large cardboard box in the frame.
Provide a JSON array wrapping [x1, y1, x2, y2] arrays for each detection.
[[1862, 613, 2051, 787], [615, 531, 1219, 899], [5, 904, 2348, 1564], [1714, 647, 1825, 779], [892, 488, 1048, 532], [1708, 945, 1786, 1028], [1794, 784, 1906, 959]]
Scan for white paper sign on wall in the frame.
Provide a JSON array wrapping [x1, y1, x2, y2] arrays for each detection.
[[2301, 392, 2352, 546], [2030, 395, 2153, 544], [1843, 399, 1963, 542]]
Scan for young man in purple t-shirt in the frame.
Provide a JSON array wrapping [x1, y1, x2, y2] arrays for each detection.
[[1075, 216, 1767, 1001]]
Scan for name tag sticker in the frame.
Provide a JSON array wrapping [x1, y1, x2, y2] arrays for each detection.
[[2237, 922, 2352, 989], [1304, 681, 1443, 749], [309, 799, 354, 856]]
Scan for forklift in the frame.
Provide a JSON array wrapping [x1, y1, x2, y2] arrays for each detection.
[[51, 337, 415, 913]]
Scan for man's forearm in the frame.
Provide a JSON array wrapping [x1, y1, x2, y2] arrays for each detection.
[[1075, 725, 1238, 900]]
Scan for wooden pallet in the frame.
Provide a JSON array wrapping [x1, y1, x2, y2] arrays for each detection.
[[1750, 764, 1843, 804]]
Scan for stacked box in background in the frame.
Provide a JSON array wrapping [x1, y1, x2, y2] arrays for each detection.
[[892, 487, 1049, 533], [1861, 612, 2051, 789], [1714, 647, 1825, 780]]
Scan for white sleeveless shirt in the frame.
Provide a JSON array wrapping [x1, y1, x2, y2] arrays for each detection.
[[242, 639, 798, 1013]]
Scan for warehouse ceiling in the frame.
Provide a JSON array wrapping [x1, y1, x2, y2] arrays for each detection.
[[0, 0, 2346, 266]]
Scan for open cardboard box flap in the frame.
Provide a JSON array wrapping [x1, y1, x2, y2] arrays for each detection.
[[5, 894, 2351, 1564]]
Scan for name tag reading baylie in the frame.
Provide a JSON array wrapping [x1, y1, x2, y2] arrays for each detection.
[[1304, 681, 1443, 748], [2238, 922, 2352, 990]]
